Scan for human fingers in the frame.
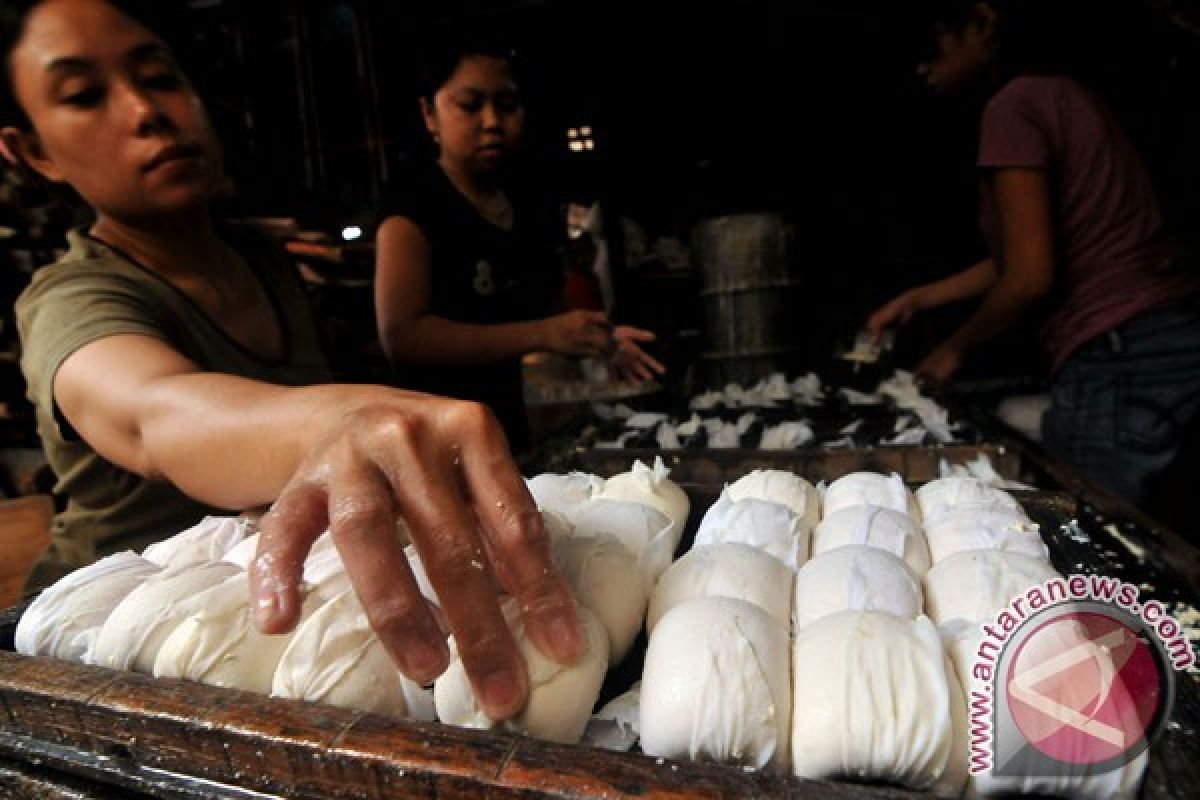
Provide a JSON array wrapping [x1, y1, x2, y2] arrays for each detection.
[[325, 453, 450, 686], [375, 406, 532, 719], [250, 481, 328, 634], [450, 402, 585, 667], [616, 359, 653, 383], [614, 324, 656, 343], [627, 342, 666, 375], [865, 304, 898, 341], [576, 323, 615, 357]]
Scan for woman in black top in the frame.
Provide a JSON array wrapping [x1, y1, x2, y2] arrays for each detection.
[[375, 38, 662, 451]]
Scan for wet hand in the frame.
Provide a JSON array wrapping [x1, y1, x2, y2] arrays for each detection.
[[248, 395, 585, 720]]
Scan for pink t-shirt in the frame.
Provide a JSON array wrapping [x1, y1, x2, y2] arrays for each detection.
[[977, 75, 1198, 373]]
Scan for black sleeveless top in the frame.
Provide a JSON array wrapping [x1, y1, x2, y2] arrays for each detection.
[[379, 161, 563, 450]]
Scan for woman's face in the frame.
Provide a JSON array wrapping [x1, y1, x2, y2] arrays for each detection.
[[3, 0, 223, 222], [917, 21, 995, 95], [423, 54, 524, 176]]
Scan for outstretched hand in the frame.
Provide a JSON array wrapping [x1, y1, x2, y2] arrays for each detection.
[[248, 393, 585, 721], [607, 325, 666, 383], [542, 310, 614, 358], [865, 288, 925, 343], [914, 344, 962, 394]]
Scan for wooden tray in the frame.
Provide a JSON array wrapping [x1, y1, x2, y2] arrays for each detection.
[[0, 486, 1195, 799]]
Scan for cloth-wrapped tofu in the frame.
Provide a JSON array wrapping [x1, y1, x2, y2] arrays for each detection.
[[792, 545, 923, 629], [550, 531, 648, 664], [556, 498, 674, 584], [525, 471, 604, 511], [915, 476, 1025, 526], [694, 490, 809, 571], [434, 599, 609, 744], [812, 505, 931, 575], [16, 551, 160, 663], [593, 457, 690, 552], [647, 542, 793, 634], [271, 587, 434, 720], [152, 572, 324, 694], [923, 508, 1047, 565], [724, 469, 820, 531], [822, 471, 920, 521], [141, 516, 252, 570], [791, 611, 967, 796], [89, 560, 241, 671], [640, 597, 791, 772], [942, 620, 1147, 799], [924, 550, 1060, 627]]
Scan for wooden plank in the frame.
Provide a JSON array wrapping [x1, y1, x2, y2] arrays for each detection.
[[0, 755, 156, 799], [495, 736, 925, 799], [0, 649, 934, 799]]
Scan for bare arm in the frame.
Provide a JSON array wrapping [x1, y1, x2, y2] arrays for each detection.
[[54, 334, 585, 719], [917, 168, 1056, 382], [374, 216, 613, 365], [866, 258, 998, 339]]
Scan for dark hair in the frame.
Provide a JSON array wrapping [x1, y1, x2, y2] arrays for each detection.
[[0, 0, 43, 130], [915, 0, 1084, 81], [1, 0, 195, 131], [413, 29, 522, 102]]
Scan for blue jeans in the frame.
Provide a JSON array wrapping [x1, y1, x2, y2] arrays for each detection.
[[1042, 303, 1200, 505]]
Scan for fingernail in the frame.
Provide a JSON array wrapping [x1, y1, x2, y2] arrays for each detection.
[[481, 669, 523, 717], [253, 591, 284, 629], [546, 611, 583, 662], [403, 639, 447, 681]]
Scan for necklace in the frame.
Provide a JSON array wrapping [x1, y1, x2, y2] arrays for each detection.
[[475, 189, 514, 231]]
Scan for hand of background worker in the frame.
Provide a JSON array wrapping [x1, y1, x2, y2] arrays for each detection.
[[607, 325, 666, 383], [865, 287, 928, 343], [541, 310, 614, 357], [248, 394, 585, 721], [914, 343, 962, 393]]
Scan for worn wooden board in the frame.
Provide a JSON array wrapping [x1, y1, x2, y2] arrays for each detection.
[[0, 650, 928, 800], [0, 756, 156, 799]]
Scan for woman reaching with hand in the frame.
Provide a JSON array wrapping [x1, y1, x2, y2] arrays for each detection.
[[3, 0, 583, 721]]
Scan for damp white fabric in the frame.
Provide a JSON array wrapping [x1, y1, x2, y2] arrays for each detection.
[[640, 597, 792, 772], [434, 600, 609, 744], [141, 516, 253, 570], [694, 491, 810, 572], [647, 542, 795, 633], [15, 551, 160, 663], [791, 611, 967, 795]]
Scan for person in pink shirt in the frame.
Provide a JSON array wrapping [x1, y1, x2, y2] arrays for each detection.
[[868, 0, 1200, 504]]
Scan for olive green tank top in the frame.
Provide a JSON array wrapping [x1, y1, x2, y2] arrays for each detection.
[[15, 228, 332, 579]]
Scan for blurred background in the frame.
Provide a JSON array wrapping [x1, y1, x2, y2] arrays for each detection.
[[1, 0, 1198, 483]]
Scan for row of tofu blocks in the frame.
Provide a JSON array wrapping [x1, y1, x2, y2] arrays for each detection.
[[13, 457, 1144, 797]]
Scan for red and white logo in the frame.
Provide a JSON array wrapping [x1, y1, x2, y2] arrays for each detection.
[[1005, 610, 1163, 767]]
